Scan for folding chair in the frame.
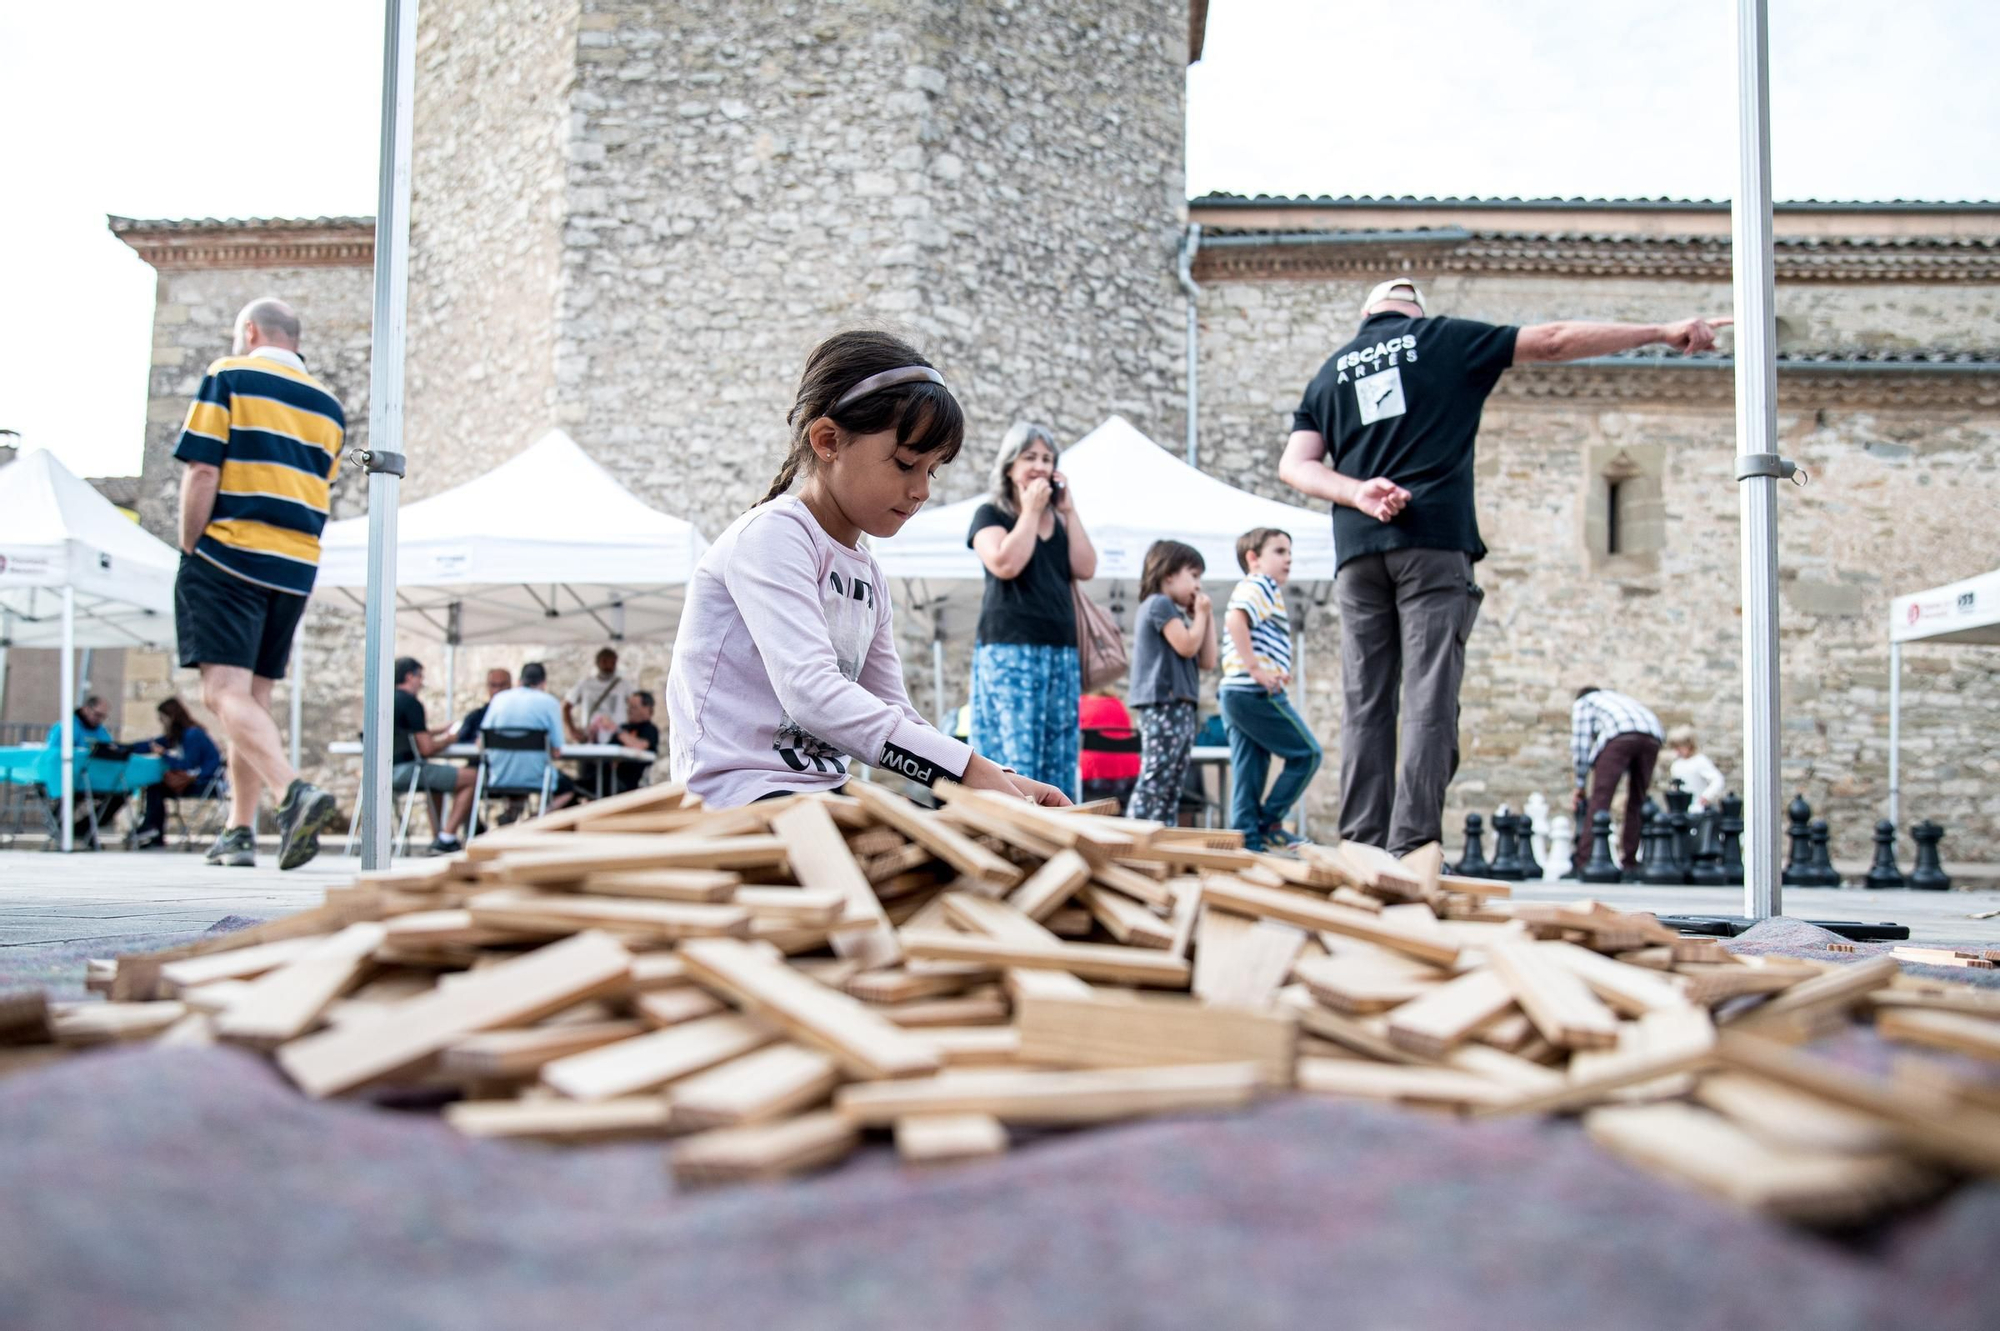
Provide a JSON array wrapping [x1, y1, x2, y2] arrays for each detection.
[[467, 727, 557, 848], [339, 742, 429, 859], [165, 768, 232, 851]]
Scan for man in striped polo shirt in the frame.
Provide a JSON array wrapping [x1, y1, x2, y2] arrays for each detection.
[[174, 297, 345, 869]]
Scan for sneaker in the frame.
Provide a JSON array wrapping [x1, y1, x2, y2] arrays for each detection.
[[275, 780, 341, 871], [132, 827, 167, 851], [1263, 826, 1312, 851], [205, 826, 257, 868], [426, 835, 462, 858]]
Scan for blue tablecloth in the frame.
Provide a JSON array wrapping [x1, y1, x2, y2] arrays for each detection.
[[0, 746, 165, 793]]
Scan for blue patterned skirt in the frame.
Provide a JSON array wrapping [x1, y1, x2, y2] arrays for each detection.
[[970, 642, 1080, 800]]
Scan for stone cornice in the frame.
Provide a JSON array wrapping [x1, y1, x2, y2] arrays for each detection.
[[109, 217, 374, 272], [1192, 231, 2000, 284], [1498, 361, 2000, 411]]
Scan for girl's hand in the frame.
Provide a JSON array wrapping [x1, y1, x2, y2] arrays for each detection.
[[1008, 774, 1072, 807], [1020, 477, 1051, 514], [1193, 591, 1212, 616]]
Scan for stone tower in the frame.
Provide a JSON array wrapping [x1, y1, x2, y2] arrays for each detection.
[[405, 0, 1194, 515]]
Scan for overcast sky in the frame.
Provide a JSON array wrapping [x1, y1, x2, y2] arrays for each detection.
[[3, 0, 1994, 479]]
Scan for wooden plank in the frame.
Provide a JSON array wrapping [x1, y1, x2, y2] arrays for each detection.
[[635, 987, 728, 1028], [1004, 849, 1093, 921], [113, 893, 393, 1001], [467, 889, 753, 942], [1191, 909, 1306, 1010], [1692, 1072, 1898, 1154], [1870, 986, 2000, 1018], [939, 799, 1066, 860], [668, 1043, 841, 1129], [518, 778, 687, 835], [378, 910, 541, 948], [772, 798, 902, 969], [1583, 1102, 1945, 1225], [671, 1111, 860, 1187], [50, 1001, 187, 1046], [213, 923, 386, 1047], [1332, 841, 1424, 898], [835, 1062, 1263, 1125], [1894, 946, 1996, 970], [896, 1113, 1008, 1165], [0, 989, 51, 1045], [1539, 940, 1695, 1017], [571, 869, 741, 902], [1872, 1006, 2000, 1062], [579, 807, 763, 836], [496, 835, 790, 884], [1475, 1007, 1718, 1117], [850, 781, 1023, 887], [445, 1096, 675, 1142], [1385, 968, 1516, 1058], [540, 1013, 774, 1101], [1089, 861, 1175, 910], [440, 1020, 650, 1079], [1729, 954, 1901, 1034], [158, 937, 323, 995], [1296, 1057, 1517, 1109], [934, 784, 1136, 864], [1016, 992, 1296, 1084], [1293, 953, 1443, 1015], [275, 931, 633, 1098], [914, 1026, 1025, 1067], [1399, 841, 1444, 899], [875, 991, 1011, 1028], [845, 968, 990, 1005], [732, 887, 849, 928], [1486, 939, 1621, 1049], [1198, 876, 1459, 968], [1078, 886, 1174, 949], [679, 938, 942, 1080], [899, 930, 1192, 988]]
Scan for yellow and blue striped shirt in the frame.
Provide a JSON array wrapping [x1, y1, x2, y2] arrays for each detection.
[[1220, 574, 1293, 690], [174, 349, 345, 596]]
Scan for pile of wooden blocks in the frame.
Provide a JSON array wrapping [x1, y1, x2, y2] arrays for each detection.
[[10, 778, 2000, 1223]]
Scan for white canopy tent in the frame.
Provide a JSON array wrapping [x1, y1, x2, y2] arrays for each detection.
[[317, 429, 709, 749], [1886, 567, 2000, 824], [873, 415, 1338, 719], [0, 449, 180, 850]]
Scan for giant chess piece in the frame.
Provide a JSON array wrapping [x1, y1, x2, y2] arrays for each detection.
[[1863, 819, 1906, 890], [1518, 814, 1544, 881], [1641, 807, 1688, 885], [1454, 812, 1490, 877], [1782, 793, 1815, 886], [1909, 819, 1951, 891], [1718, 792, 1745, 886], [1666, 805, 1694, 879], [1664, 781, 1696, 868], [1548, 814, 1577, 881], [1624, 797, 1662, 883], [1524, 791, 1552, 872], [1488, 808, 1525, 881], [1807, 818, 1840, 887], [1580, 810, 1623, 883], [1689, 810, 1728, 886]]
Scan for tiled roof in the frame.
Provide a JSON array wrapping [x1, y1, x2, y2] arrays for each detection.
[[108, 215, 373, 233]]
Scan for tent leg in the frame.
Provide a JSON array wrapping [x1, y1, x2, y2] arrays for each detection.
[[1888, 641, 1901, 828], [60, 588, 75, 853], [932, 638, 946, 731], [444, 639, 457, 727], [0, 644, 9, 722], [358, 0, 418, 872], [289, 619, 305, 773], [1734, 0, 1783, 922]]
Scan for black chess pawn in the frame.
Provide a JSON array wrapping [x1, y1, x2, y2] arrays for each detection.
[[1806, 819, 1840, 887], [1488, 812, 1524, 881], [1689, 810, 1728, 886], [1623, 799, 1661, 882], [1909, 819, 1951, 891], [1863, 820, 1905, 890], [1519, 816, 1544, 881], [1580, 810, 1622, 883], [1782, 793, 1815, 886], [1667, 806, 1694, 879], [1454, 812, 1489, 877], [1641, 808, 1687, 885], [1663, 782, 1696, 868], [1718, 792, 1745, 885]]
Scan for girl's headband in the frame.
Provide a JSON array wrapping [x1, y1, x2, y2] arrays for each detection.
[[833, 366, 946, 411]]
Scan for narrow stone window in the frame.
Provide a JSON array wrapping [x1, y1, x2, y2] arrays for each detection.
[[1582, 441, 1665, 574], [1606, 478, 1625, 555]]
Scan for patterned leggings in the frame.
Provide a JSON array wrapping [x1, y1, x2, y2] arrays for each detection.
[[1129, 700, 1197, 824], [971, 642, 1081, 800]]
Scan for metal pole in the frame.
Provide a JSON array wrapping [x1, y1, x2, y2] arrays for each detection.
[[358, 0, 418, 870], [289, 619, 305, 771], [444, 641, 457, 725], [59, 588, 74, 852], [932, 636, 946, 731], [1733, 0, 1783, 920], [1177, 224, 1203, 468], [1888, 640, 1901, 827]]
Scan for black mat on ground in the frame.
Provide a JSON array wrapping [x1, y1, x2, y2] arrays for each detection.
[[0, 920, 1993, 1331]]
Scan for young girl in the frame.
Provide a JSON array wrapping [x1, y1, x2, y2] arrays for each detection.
[[668, 331, 1070, 809], [1126, 540, 1216, 824]]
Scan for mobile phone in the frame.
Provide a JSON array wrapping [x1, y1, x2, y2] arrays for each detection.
[[1049, 479, 1065, 503]]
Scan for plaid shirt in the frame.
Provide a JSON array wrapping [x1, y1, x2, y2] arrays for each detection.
[[1570, 690, 1663, 776]]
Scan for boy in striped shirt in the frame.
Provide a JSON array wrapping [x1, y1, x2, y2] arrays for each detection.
[[1220, 528, 1323, 852], [173, 298, 345, 870]]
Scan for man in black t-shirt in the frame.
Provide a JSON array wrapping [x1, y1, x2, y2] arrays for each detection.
[[1279, 278, 1727, 855], [390, 657, 479, 854], [610, 690, 661, 794]]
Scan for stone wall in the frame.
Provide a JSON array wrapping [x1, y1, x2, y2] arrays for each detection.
[[1193, 271, 2000, 863]]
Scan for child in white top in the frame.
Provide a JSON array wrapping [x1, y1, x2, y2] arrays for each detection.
[[668, 331, 1069, 809], [1666, 725, 1726, 811]]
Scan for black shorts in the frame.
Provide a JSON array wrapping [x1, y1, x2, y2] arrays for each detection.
[[175, 554, 308, 680]]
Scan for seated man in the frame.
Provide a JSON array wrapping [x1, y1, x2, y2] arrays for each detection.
[[43, 694, 126, 849], [456, 668, 512, 770], [481, 661, 579, 815], [610, 690, 660, 794], [391, 657, 477, 855]]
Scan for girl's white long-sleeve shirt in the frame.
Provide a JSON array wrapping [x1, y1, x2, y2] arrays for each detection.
[[667, 496, 972, 807]]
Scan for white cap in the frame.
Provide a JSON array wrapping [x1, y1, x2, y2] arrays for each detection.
[[1361, 278, 1426, 318]]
